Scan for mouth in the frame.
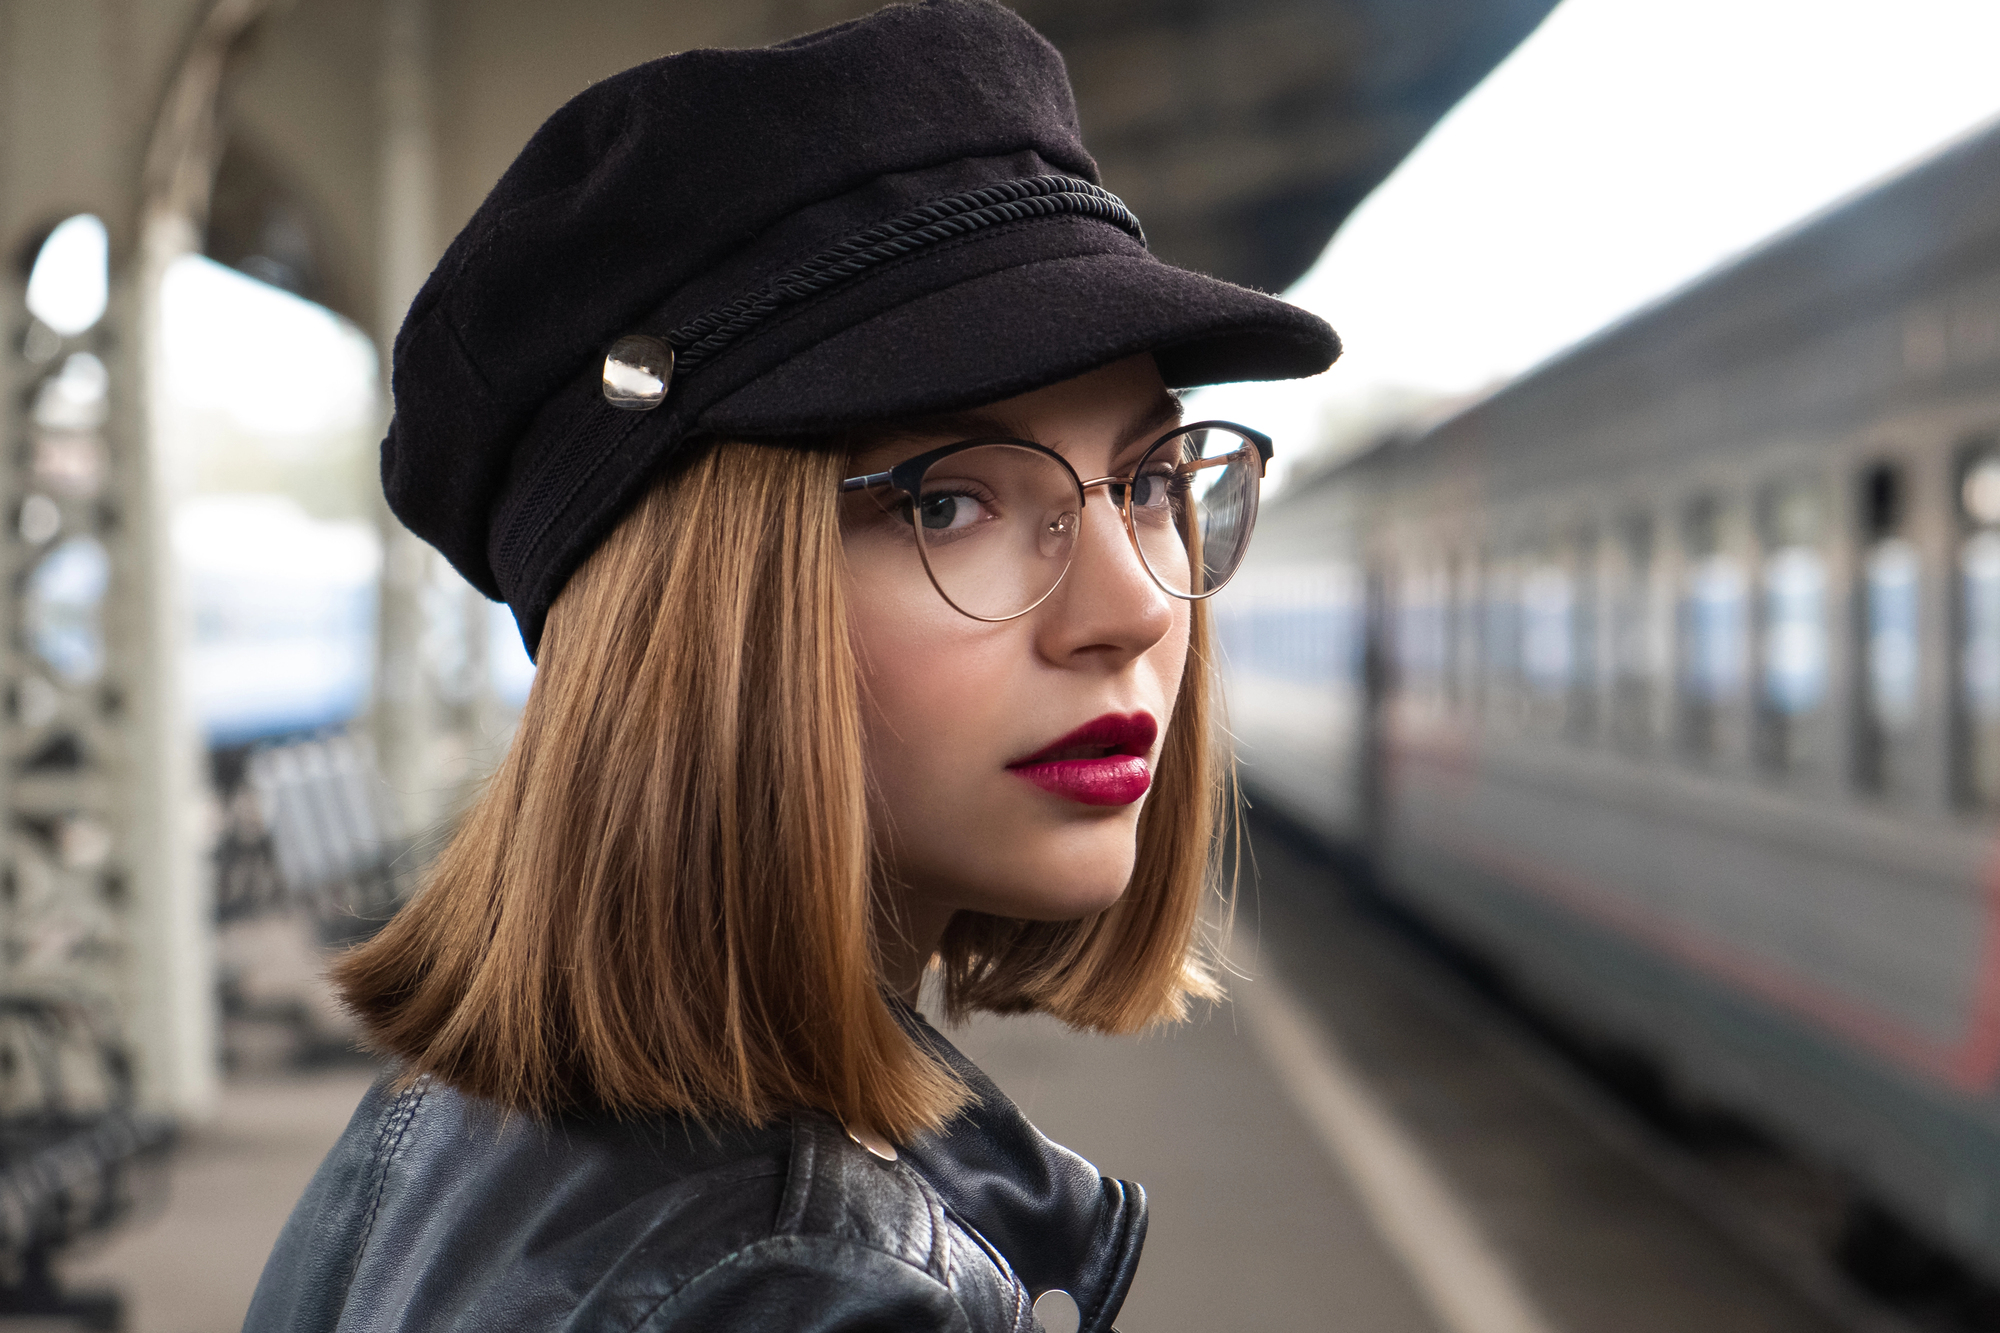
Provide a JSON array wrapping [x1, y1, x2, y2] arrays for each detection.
[[1005, 712, 1158, 807]]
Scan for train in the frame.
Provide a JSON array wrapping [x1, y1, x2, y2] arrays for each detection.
[[1218, 118, 2000, 1282]]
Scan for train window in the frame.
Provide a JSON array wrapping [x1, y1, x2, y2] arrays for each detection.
[[1679, 496, 1746, 757], [1327, 564, 1368, 686], [1456, 552, 1488, 712], [1443, 554, 1465, 709], [1755, 482, 1829, 773], [1220, 563, 1365, 689], [1329, 566, 1370, 687], [1488, 548, 1528, 720], [1867, 546, 1921, 726], [1569, 529, 1599, 739], [1395, 562, 1449, 706], [1521, 551, 1573, 701], [1857, 462, 1919, 795], [1481, 552, 1519, 716], [1959, 445, 2000, 805], [1453, 556, 1482, 712], [1609, 514, 1657, 748], [1519, 535, 1595, 739]]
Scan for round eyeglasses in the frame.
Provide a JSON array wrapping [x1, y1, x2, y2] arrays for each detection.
[[838, 421, 1272, 621]]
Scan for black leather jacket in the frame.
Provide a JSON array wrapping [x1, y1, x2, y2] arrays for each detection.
[[243, 1013, 1145, 1333]]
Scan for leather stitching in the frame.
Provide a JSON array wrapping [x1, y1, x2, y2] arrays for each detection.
[[938, 1204, 1035, 1332], [621, 1235, 979, 1333], [350, 1080, 428, 1280]]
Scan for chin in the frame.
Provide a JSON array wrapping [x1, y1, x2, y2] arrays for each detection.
[[952, 850, 1137, 922], [892, 790, 1147, 922]]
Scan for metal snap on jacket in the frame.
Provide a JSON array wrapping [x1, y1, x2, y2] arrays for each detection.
[[844, 1123, 898, 1162], [1032, 1288, 1080, 1333]]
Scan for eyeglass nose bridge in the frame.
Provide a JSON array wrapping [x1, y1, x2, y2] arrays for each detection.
[[1069, 473, 1161, 582]]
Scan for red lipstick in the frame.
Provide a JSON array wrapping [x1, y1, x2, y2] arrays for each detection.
[[1006, 712, 1157, 806]]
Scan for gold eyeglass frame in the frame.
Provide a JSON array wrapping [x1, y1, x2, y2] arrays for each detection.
[[837, 420, 1273, 622]]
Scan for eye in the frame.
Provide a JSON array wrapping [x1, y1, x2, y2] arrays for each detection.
[[1127, 463, 1182, 514], [910, 489, 988, 533]]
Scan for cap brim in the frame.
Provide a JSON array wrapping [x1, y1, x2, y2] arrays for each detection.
[[699, 250, 1339, 437]]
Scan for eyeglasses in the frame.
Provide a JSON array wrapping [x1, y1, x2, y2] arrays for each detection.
[[837, 421, 1272, 621]]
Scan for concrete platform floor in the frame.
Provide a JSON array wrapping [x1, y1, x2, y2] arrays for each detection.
[[52, 819, 1855, 1333], [59, 1069, 380, 1333]]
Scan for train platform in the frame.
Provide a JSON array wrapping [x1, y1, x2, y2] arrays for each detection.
[[58, 817, 1871, 1333]]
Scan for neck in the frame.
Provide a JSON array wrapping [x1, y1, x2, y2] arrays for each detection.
[[875, 891, 956, 1004]]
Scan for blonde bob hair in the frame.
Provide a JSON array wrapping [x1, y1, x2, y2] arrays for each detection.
[[335, 438, 1224, 1138]]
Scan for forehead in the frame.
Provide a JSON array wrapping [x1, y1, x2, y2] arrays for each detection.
[[845, 362, 1182, 471]]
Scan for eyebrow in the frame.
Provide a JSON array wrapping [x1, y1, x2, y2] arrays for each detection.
[[1112, 389, 1186, 456]]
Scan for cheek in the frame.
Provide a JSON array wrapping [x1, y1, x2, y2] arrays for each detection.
[[848, 590, 1013, 822]]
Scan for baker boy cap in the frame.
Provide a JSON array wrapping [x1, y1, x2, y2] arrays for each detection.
[[384, 0, 1341, 654]]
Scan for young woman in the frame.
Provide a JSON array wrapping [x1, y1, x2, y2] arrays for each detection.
[[245, 3, 1336, 1331]]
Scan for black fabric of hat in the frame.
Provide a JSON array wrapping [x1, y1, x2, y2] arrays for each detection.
[[384, 0, 1341, 655]]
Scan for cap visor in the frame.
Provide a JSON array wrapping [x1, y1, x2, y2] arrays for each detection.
[[701, 250, 1339, 436]]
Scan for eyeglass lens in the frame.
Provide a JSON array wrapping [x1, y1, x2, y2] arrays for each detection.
[[909, 443, 1080, 620], [1128, 425, 1261, 600], [905, 427, 1263, 620]]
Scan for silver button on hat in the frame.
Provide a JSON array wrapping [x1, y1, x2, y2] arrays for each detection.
[[602, 334, 674, 410]]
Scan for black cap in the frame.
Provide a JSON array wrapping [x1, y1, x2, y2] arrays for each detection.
[[383, 0, 1340, 654]]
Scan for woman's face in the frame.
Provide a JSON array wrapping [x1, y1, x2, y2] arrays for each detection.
[[842, 355, 1191, 957]]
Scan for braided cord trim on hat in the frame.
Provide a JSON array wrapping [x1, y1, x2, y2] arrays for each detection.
[[668, 175, 1143, 374]]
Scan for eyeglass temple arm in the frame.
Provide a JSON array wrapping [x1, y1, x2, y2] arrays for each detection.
[[839, 471, 895, 492], [1178, 421, 1272, 452], [1173, 421, 1274, 477]]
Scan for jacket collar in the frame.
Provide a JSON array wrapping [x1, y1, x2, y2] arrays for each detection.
[[891, 1005, 1147, 1333]]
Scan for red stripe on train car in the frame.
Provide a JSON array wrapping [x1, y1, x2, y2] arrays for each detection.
[[1447, 836, 2000, 1096], [1949, 849, 2000, 1091]]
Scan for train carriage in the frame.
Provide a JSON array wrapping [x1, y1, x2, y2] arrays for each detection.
[[1221, 119, 2000, 1279]]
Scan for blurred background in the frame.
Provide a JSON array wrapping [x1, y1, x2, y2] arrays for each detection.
[[5, 0, 2000, 1330]]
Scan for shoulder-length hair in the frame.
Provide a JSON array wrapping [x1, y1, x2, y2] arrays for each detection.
[[334, 438, 1224, 1138]]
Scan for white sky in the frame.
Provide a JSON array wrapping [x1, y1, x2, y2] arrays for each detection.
[[158, 254, 379, 437], [25, 214, 107, 336], [155, 258, 541, 698], [1189, 0, 2000, 489]]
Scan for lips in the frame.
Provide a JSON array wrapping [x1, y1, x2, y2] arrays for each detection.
[[1006, 712, 1158, 806]]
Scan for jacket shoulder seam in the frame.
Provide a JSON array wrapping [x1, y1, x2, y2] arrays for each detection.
[[783, 1116, 954, 1274]]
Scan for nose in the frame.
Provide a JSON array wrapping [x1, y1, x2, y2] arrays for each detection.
[[1032, 485, 1175, 666]]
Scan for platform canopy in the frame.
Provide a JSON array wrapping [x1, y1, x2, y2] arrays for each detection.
[[205, 0, 1559, 332], [1017, 0, 1560, 294]]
